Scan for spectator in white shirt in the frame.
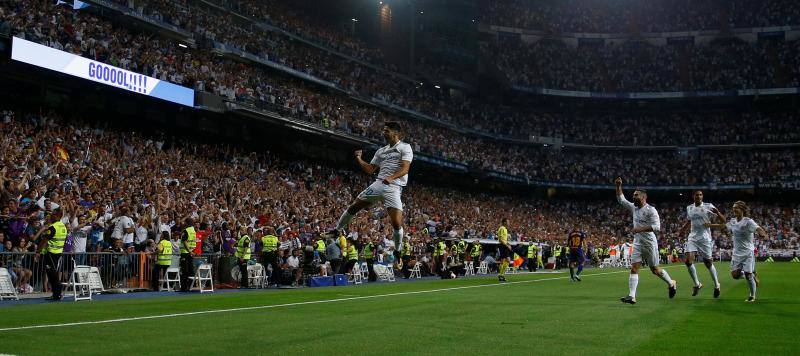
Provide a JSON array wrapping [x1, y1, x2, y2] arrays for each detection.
[[112, 206, 135, 247]]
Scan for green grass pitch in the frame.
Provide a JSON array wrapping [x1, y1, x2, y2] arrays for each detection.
[[0, 263, 797, 355]]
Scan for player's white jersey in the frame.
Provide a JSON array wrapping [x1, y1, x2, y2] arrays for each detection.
[[726, 217, 759, 258], [617, 194, 661, 243], [686, 202, 716, 240], [371, 141, 413, 186]]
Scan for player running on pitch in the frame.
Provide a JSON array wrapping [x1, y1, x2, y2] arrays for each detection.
[[705, 201, 767, 302], [679, 190, 723, 298], [567, 229, 586, 282], [616, 177, 677, 305], [327, 122, 412, 260]]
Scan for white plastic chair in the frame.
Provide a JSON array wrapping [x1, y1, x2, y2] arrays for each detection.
[[476, 261, 488, 275], [189, 263, 214, 293], [349, 263, 363, 285], [69, 265, 103, 301], [374, 264, 396, 282], [360, 262, 369, 280], [247, 263, 267, 288], [410, 262, 421, 278], [161, 267, 181, 291], [0, 268, 19, 301], [463, 261, 474, 276]]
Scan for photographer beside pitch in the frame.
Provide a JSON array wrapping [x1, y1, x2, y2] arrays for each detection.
[[615, 178, 677, 305]]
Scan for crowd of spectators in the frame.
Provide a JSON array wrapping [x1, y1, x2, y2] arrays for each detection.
[[203, 0, 392, 70], [481, 0, 800, 33], [3, 1, 800, 183], [0, 108, 797, 291], [490, 37, 798, 92]]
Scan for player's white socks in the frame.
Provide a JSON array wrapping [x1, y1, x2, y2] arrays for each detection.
[[628, 274, 639, 298], [746, 273, 757, 298], [392, 227, 404, 247], [687, 264, 700, 287], [659, 269, 674, 287], [336, 211, 355, 231], [708, 265, 720, 288]]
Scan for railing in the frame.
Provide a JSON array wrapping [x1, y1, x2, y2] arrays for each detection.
[[0, 252, 236, 295]]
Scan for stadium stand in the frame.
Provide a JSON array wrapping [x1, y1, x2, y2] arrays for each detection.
[[1, 0, 798, 184], [481, 0, 800, 33], [0, 0, 797, 297]]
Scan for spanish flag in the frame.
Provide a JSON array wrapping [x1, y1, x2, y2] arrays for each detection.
[[54, 144, 69, 161]]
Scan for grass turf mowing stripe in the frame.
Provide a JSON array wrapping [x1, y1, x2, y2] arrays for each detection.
[[0, 268, 645, 332]]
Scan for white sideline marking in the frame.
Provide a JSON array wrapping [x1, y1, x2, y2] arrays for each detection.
[[0, 269, 633, 332]]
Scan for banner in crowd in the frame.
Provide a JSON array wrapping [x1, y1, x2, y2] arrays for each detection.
[[758, 181, 800, 190], [11, 37, 195, 107], [513, 85, 800, 99]]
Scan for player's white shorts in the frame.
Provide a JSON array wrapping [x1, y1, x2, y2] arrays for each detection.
[[632, 237, 660, 267], [730, 253, 755, 273], [356, 180, 403, 210], [685, 236, 713, 260]]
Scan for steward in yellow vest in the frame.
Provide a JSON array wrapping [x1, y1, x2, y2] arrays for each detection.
[[236, 229, 252, 288], [261, 227, 280, 287], [152, 231, 173, 290], [178, 218, 197, 292], [35, 210, 67, 300]]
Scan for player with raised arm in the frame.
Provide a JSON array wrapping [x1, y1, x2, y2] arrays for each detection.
[[678, 190, 722, 298], [705, 201, 767, 302], [567, 229, 586, 282], [327, 122, 412, 261], [615, 177, 677, 305]]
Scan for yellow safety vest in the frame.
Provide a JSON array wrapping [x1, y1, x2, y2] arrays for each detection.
[[47, 221, 68, 254], [235, 235, 251, 260], [157, 239, 173, 265], [364, 243, 374, 259], [347, 245, 358, 261], [262, 235, 279, 252], [180, 226, 196, 254], [527, 245, 536, 258], [316, 240, 326, 252], [471, 244, 481, 257], [402, 241, 411, 257]]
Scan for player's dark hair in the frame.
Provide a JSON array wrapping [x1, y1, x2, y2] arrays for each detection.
[[734, 201, 749, 215], [385, 121, 403, 134]]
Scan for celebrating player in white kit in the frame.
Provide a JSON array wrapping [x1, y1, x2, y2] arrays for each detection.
[[705, 201, 767, 302], [615, 178, 677, 305], [328, 122, 412, 260], [678, 191, 722, 298]]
